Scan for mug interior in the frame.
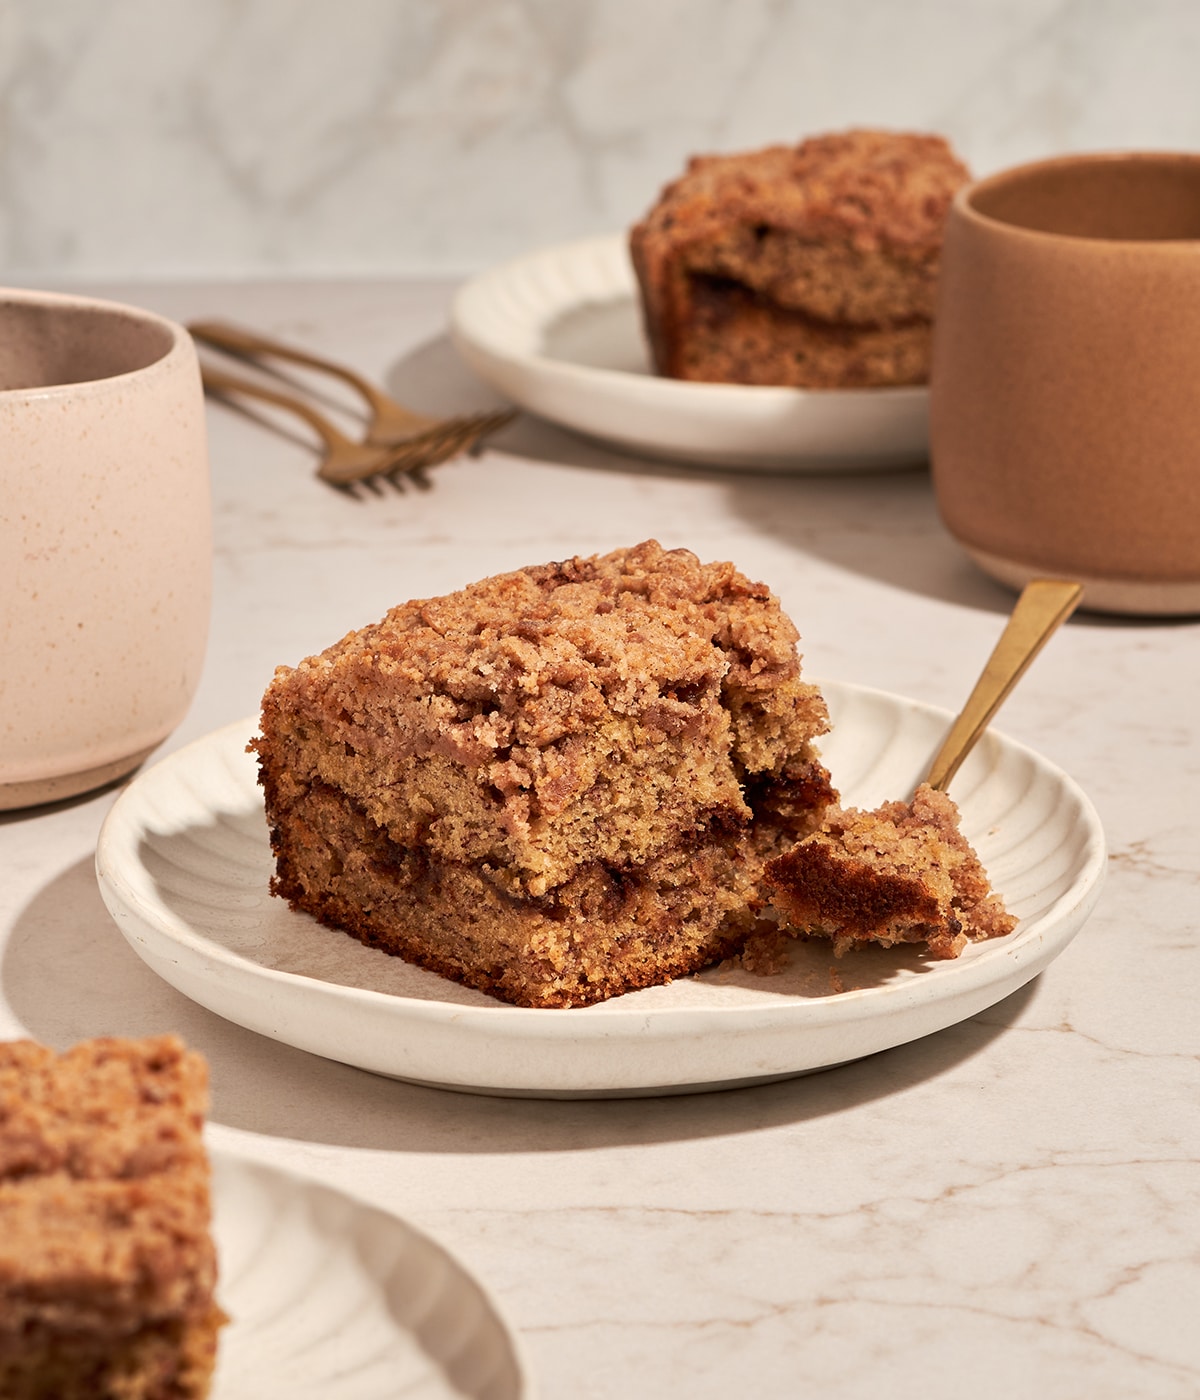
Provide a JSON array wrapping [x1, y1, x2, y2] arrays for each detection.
[[0, 299, 176, 392], [968, 155, 1200, 242]]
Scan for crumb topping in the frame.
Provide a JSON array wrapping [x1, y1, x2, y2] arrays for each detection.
[[271, 540, 815, 768], [0, 1036, 207, 1183], [637, 129, 971, 255]]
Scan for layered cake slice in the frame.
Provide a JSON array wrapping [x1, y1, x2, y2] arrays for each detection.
[[630, 128, 970, 388], [763, 783, 1016, 959], [254, 540, 835, 1007], [0, 1035, 223, 1400]]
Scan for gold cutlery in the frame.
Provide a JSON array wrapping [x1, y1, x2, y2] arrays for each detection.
[[925, 578, 1084, 792], [190, 320, 515, 488]]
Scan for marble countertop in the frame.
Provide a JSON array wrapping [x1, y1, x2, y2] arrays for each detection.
[[3, 278, 1198, 1400]]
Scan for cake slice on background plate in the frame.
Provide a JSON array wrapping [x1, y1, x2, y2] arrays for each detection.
[[630, 128, 970, 388]]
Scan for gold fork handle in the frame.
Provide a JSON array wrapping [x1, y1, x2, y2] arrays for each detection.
[[198, 362, 357, 452], [189, 320, 387, 414], [925, 578, 1083, 792]]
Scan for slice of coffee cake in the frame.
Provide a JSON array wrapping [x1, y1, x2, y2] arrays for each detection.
[[0, 1035, 223, 1400], [254, 541, 835, 1007], [630, 128, 970, 388], [763, 783, 1016, 959]]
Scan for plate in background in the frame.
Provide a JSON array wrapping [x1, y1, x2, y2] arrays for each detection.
[[211, 1153, 529, 1399], [449, 234, 930, 472], [95, 680, 1105, 1099]]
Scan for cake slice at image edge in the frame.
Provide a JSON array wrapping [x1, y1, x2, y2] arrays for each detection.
[[763, 783, 1017, 960], [0, 1035, 224, 1400], [253, 540, 836, 1008]]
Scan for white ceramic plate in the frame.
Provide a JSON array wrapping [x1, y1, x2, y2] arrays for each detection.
[[449, 234, 930, 471], [96, 680, 1105, 1099], [211, 1152, 529, 1399]]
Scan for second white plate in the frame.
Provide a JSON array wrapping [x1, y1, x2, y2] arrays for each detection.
[[211, 1152, 528, 1399], [449, 234, 931, 472], [95, 680, 1105, 1099]]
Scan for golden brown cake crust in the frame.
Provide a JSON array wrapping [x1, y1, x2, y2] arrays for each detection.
[[764, 783, 1017, 960], [255, 541, 835, 1007], [636, 129, 969, 255], [630, 128, 970, 387], [263, 538, 811, 774], [0, 1036, 221, 1400]]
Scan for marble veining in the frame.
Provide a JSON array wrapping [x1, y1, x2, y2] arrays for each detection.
[[3, 0, 1200, 279]]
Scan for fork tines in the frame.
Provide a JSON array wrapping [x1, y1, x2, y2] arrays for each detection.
[[381, 409, 517, 483]]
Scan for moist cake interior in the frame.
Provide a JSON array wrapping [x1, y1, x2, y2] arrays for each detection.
[[764, 783, 1017, 960]]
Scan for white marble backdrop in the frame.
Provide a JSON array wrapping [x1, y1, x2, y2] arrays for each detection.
[[2, 0, 1199, 279]]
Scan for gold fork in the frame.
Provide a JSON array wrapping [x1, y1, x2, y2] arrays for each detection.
[[924, 578, 1084, 792], [190, 319, 515, 485], [197, 363, 415, 487]]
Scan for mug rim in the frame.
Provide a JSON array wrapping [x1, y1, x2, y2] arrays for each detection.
[[0, 285, 189, 400], [955, 149, 1200, 247]]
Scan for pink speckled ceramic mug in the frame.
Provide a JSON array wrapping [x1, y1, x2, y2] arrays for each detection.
[[1, 289, 211, 809]]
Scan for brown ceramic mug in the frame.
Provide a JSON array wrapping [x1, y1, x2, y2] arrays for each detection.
[[930, 152, 1200, 615]]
